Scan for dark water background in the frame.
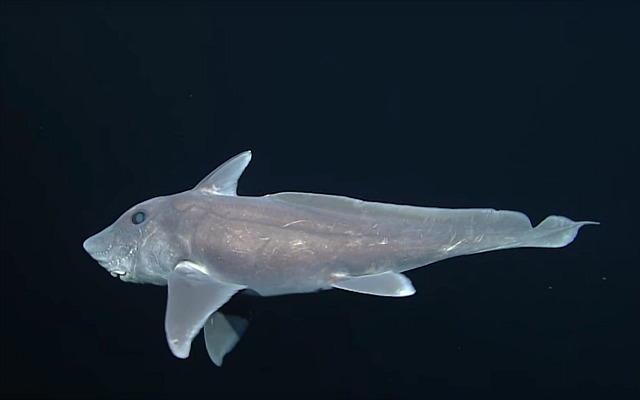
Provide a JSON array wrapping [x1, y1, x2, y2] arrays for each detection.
[[1, 1, 638, 399]]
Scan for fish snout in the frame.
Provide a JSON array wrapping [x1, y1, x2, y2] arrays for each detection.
[[83, 233, 111, 260], [83, 232, 129, 279]]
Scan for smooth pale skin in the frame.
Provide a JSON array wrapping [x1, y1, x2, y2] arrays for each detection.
[[83, 151, 598, 366]]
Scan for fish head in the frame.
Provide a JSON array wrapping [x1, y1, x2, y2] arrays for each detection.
[[83, 195, 179, 285]]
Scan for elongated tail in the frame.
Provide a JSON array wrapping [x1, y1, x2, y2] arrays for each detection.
[[523, 216, 599, 248]]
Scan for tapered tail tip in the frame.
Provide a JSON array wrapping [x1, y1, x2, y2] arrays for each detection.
[[530, 216, 599, 248]]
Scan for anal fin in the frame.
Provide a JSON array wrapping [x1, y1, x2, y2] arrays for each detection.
[[331, 271, 416, 297]]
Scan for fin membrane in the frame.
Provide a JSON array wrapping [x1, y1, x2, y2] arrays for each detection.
[[204, 311, 250, 366], [194, 151, 252, 196], [165, 261, 246, 359]]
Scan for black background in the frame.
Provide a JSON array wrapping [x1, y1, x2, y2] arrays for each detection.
[[1, 1, 638, 399]]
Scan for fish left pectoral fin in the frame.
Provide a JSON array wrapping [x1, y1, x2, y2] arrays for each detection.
[[165, 261, 246, 360], [331, 271, 416, 297]]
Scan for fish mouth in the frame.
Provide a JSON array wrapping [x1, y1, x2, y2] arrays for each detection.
[[109, 269, 128, 278], [95, 259, 128, 278]]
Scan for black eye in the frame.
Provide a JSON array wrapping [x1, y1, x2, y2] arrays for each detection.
[[131, 211, 146, 225]]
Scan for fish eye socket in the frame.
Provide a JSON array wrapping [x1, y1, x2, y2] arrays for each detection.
[[131, 211, 146, 225]]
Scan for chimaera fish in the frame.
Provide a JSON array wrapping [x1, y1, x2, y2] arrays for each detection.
[[83, 151, 597, 366]]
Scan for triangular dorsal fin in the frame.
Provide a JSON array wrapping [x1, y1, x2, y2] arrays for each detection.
[[194, 151, 252, 196]]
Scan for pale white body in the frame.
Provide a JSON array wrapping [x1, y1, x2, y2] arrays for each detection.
[[83, 151, 597, 366]]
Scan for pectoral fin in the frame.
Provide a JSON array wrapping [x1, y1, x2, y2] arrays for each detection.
[[165, 261, 246, 359], [332, 271, 416, 297], [204, 311, 250, 366]]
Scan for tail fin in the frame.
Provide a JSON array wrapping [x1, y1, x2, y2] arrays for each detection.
[[525, 216, 599, 248]]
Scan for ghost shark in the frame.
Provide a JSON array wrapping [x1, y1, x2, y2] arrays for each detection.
[[83, 150, 597, 366]]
